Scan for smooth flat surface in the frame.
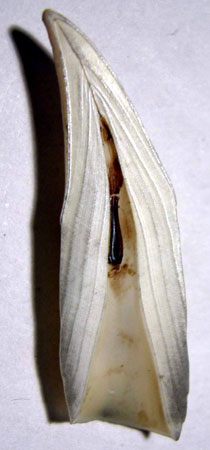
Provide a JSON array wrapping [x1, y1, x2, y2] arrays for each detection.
[[0, 1, 209, 449]]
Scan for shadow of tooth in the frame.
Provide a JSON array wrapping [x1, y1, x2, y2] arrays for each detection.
[[10, 27, 67, 422]]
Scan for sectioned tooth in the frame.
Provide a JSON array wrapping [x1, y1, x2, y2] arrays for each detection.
[[43, 9, 189, 440]]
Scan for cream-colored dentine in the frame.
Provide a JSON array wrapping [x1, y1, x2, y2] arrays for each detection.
[[43, 9, 189, 440]]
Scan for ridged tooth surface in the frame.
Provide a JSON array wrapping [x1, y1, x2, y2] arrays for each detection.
[[43, 9, 189, 440]]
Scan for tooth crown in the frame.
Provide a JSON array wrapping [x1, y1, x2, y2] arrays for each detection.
[[43, 9, 189, 440]]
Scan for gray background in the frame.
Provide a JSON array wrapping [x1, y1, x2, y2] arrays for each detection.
[[0, 0, 209, 449]]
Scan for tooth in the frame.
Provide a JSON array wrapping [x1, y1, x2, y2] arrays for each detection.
[[43, 9, 189, 440]]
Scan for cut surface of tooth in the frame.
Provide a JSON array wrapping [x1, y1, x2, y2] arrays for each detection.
[[77, 117, 169, 437], [43, 9, 189, 440]]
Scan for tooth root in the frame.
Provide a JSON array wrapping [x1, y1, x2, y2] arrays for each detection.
[[43, 9, 189, 440]]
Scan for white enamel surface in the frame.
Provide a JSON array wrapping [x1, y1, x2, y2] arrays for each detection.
[[1, 1, 210, 449], [43, 9, 188, 440]]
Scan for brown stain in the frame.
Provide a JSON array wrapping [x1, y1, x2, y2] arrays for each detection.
[[138, 410, 148, 424], [108, 263, 136, 279], [122, 263, 135, 276], [83, 386, 91, 404], [118, 331, 134, 345], [108, 265, 121, 279], [106, 366, 124, 376], [100, 116, 113, 142], [137, 410, 157, 429], [120, 210, 134, 242], [100, 115, 123, 195]]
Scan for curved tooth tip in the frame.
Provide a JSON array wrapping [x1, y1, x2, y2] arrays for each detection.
[[42, 9, 65, 26]]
